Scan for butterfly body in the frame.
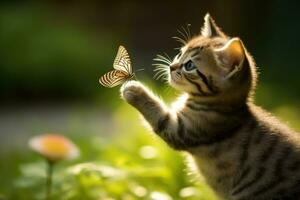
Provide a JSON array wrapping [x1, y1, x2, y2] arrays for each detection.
[[99, 46, 134, 88]]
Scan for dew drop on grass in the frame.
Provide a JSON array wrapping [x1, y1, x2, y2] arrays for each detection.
[[139, 145, 157, 159], [150, 191, 172, 200], [179, 186, 198, 198]]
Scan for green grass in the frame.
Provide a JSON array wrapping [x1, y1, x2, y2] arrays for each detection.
[[0, 103, 218, 200]]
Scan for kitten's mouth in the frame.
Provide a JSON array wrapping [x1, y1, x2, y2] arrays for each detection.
[[170, 73, 183, 85], [171, 76, 179, 83]]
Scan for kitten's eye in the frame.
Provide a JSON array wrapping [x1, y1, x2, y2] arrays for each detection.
[[183, 60, 197, 72]]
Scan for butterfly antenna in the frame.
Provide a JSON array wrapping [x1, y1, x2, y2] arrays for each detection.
[[135, 68, 145, 73]]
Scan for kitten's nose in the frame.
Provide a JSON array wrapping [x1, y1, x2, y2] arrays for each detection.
[[170, 64, 180, 71]]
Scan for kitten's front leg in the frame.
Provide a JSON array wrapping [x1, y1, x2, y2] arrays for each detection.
[[121, 80, 170, 127], [121, 81, 184, 149]]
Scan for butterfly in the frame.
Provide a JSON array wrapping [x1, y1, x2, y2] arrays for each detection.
[[99, 45, 134, 88]]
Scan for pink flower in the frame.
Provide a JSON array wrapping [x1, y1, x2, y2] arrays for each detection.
[[29, 134, 79, 162]]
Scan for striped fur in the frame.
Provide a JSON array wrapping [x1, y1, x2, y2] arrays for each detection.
[[121, 14, 300, 200]]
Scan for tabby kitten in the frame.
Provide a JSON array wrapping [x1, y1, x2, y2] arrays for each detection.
[[121, 14, 300, 200]]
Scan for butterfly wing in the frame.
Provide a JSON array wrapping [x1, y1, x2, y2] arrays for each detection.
[[99, 70, 129, 88], [113, 45, 132, 75]]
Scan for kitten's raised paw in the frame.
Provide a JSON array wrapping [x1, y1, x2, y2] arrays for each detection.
[[121, 80, 146, 105]]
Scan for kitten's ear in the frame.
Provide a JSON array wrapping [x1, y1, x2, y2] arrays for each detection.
[[201, 13, 226, 38], [214, 38, 245, 77]]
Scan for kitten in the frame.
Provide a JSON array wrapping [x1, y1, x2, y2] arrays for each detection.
[[121, 14, 300, 200]]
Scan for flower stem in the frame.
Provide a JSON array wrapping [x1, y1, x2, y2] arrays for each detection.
[[46, 160, 54, 200]]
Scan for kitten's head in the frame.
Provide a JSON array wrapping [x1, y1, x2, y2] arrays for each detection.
[[160, 14, 257, 105]]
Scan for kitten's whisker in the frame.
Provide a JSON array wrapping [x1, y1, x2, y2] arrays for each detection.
[[177, 29, 188, 42], [183, 24, 192, 40], [154, 71, 165, 80], [153, 59, 170, 66], [153, 62, 169, 67], [172, 36, 186, 45], [153, 67, 166, 75], [153, 60, 170, 66], [181, 26, 190, 41], [154, 56, 171, 64], [153, 68, 168, 72], [156, 70, 169, 80], [153, 54, 171, 82], [155, 73, 165, 80], [156, 54, 172, 64], [154, 68, 169, 81], [164, 78, 170, 84], [153, 70, 166, 76], [173, 24, 192, 46], [153, 63, 169, 69], [153, 67, 168, 74], [157, 65, 165, 69], [153, 65, 169, 70], [157, 54, 170, 60], [164, 53, 172, 61], [162, 76, 169, 82], [154, 68, 169, 74], [153, 67, 168, 71]]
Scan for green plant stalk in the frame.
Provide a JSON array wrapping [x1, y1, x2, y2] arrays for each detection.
[[46, 160, 54, 200]]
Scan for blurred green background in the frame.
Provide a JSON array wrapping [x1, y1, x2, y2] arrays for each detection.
[[0, 0, 300, 199]]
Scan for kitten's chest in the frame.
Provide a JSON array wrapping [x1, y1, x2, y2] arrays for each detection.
[[189, 143, 239, 199]]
